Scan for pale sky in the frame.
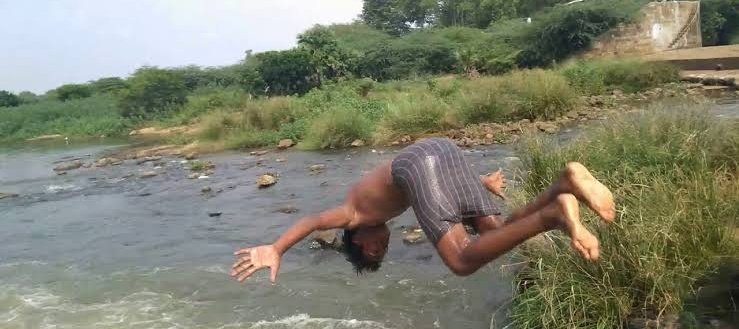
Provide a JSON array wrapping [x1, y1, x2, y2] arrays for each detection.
[[0, 0, 363, 94]]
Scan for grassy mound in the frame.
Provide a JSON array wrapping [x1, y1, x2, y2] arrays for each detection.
[[509, 102, 738, 328]]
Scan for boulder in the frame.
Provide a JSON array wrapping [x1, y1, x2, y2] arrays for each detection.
[[184, 152, 198, 160], [309, 164, 326, 172], [53, 160, 82, 172], [139, 171, 158, 178], [311, 229, 343, 249], [275, 158, 286, 163], [257, 174, 277, 188], [201, 186, 212, 194], [187, 173, 199, 179], [95, 157, 122, 167], [0, 192, 19, 200], [277, 139, 295, 149], [536, 122, 559, 134], [136, 156, 162, 165], [250, 150, 269, 156], [350, 139, 366, 147], [402, 229, 426, 245]]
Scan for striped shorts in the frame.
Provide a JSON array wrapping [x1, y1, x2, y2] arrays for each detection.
[[391, 138, 501, 245]]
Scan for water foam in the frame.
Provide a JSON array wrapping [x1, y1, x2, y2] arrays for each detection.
[[251, 313, 390, 329]]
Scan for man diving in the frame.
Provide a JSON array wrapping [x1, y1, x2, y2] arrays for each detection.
[[231, 138, 615, 282]]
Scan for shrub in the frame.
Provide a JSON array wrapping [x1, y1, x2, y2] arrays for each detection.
[[243, 96, 300, 130], [118, 67, 188, 119], [357, 42, 458, 81], [509, 103, 738, 328], [377, 93, 458, 140], [0, 90, 21, 107], [55, 84, 92, 102], [502, 69, 579, 120], [560, 59, 680, 94], [225, 130, 280, 149], [256, 49, 319, 96], [455, 77, 512, 124], [301, 107, 373, 150]]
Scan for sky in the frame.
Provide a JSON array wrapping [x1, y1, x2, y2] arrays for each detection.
[[0, 0, 363, 94]]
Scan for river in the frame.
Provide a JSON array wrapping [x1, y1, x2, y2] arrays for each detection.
[[0, 138, 525, 329], [1, 98, 736, 329]]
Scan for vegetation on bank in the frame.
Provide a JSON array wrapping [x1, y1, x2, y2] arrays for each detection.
[[509, 103, 739, 328]]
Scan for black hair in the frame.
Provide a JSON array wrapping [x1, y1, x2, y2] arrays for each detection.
[[342, 229, 381, 274]]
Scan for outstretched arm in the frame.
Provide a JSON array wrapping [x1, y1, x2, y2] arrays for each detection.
[[231, 205, 352, 283]]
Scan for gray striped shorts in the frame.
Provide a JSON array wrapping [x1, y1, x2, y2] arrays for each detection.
[[391, 138, 501, 245]]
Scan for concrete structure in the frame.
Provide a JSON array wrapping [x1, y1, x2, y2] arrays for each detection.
[[585, 1, 701, 58]]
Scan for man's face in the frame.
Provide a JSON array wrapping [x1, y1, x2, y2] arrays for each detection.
[[352, 224, 390, 262]]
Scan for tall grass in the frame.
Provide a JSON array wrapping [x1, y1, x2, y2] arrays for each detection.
[[560, 59, 681, 95], [0, 95, 130, 141], [509, 102, 738, 328], [300, 107, 373, 150]]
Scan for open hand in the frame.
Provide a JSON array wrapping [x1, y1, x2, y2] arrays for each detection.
[[231, 244, 281, 284], [484, 169, 507, 200]]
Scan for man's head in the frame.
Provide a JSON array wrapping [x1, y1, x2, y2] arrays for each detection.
[[342, 224, 390, 274]]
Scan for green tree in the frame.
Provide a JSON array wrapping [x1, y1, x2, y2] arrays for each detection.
[[55, 84, 92, 101], [357, 42, 458, 80], [17, 91, 38, 104], [256, 49, 318, 95], [362, 0, 412, 35], [298, 26, 354, 85], [90, 77, 128, 94], [118, 67, 188, 119], [0, 90, 21, 107], [701, 0, 739, 46]]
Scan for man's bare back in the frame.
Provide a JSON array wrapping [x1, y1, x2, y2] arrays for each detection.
[[344, 161, 409, 229]]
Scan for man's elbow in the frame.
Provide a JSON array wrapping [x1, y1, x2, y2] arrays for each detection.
[[448, 261, 478, 277]]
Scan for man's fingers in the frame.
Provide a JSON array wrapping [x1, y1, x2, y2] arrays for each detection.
[[231, 263, 255, 277], [234, 248, 251, 256], [237, 267, 260, 282], [231, 255, 251, 269]]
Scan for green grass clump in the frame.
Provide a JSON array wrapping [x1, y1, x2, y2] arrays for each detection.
[[560, 59, 680, 95], [224, 130, 280, 149], [0, 95, 130, 141], [376, 93, 458, 141], [509, 102, 738, 328], [300, 107, 373, 150]]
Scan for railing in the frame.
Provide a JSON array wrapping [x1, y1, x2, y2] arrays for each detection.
[[668, 3, 699, 49]]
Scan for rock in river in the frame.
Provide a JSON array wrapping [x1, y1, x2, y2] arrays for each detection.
[[257, 174, 277, 188], [311, 229, 343, 249], [0, 192, 19, 200], [350, 139, 366, 147], [402, 228, 426, 245], [277, 139, 295, 149], [309, 164, 326, 173], [95, 157, 122, 167], [139, 171, 158, 178], [53, 160, 83, 172]]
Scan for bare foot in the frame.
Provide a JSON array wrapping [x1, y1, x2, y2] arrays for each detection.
[[544, 194, 600, 261], [563, 162, 616, 223]]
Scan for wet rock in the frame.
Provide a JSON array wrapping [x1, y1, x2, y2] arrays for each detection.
[[187, 173, 199, 179], [184, 152, 198, 160], [536, 122, 559, 134], [208, 212, 222, 217], [82, 163, 92, 168], [53, 160, 82, 172], [139, 171, 158, 178], [402, 229, 425, 245], [276, 205, 299, 214], [415, 254, 433, 261], [311, 229, 343, 249], [201, 186, 212, 194], [0, 192, 19, 200], [277, 139, 295, 149], [136, 156, 162, 165], [257, 174, 277, 188], [95, 157, 123, 167], [250, 150, 269, 156], [390, 141, 400, 146], [350, 139, 366, 147], [309, 164, 326, 173], [400, 135, 412, 143], [275, 158, 286, 163], [26, 134, 64, 141], [56, 171, 68, 176]]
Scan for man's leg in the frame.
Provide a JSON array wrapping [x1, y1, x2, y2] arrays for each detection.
[[437, 194, 600, 276], [482, 162, 615, 223]]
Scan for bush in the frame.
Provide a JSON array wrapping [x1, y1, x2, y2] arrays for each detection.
[[560, 59, 680, 94], [377, 93, 458, 140], [502, 69, 579, 120], [225, 130, 280, 149], [243, 96, 301, 130], [0, 95, 129, 141], [55, 84, 92, 102], [701, 0, 739, 46], [118, 67, 188, 119], [167, 87, 249, 126], [301, 107, 373, 150], [509, 103, 738, 328], [357, 42, 458, 81], [256, 49, 319, 96], [455, 77, 512, 124], [0, 90, 21, 107]]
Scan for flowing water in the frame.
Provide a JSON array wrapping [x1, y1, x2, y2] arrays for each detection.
[[2, 99, 736, 329], [0, 140, 522, 329]]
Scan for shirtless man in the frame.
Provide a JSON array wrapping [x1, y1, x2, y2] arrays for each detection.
[[231, 138, 615, 283]]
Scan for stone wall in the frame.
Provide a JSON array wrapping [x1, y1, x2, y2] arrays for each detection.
[[585, 1, 702, 58]]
